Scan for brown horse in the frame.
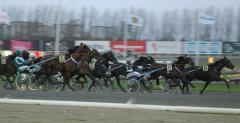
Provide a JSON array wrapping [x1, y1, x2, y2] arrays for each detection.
[[36, 43, 104, 91], [34, 43, 91, 90], [74, 48, 107, 91]]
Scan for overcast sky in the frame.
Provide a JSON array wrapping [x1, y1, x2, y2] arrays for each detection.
[[1, 0, 240, 12]]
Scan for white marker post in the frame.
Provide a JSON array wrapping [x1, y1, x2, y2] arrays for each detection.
[[54, 0, 62, 55], [123, 16, 128, 59]]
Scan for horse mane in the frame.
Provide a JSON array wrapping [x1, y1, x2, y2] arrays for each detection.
[[67, 46, 79, 54], [8, 53, 16, 60], [80, 43, 90, 49], [147, 55, 156, 63], [173, 56, 185, 64], [209, 58, 225, 67], [133, 56, 144, 64], [102, 50, 113, 56]]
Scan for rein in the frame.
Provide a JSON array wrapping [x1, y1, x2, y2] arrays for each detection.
[[183, 68, 202, 75], [109, 64, 123, 71], [174, 65, 183, 73]]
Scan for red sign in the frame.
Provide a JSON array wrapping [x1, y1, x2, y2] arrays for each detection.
[[11, 40, 32, 50], [111, 40, 146, 53]]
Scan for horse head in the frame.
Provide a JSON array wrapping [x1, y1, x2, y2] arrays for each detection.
[[22, 50, 30, 60], [102, 50, 118, 64], [174, 56, 185, 64], [223, 56, 235, 69], [147, 55, 156, 64], [184, 55, 195, 67], [67, 46, 79, 54], [133, 56, 155, 67], [88, 49, 107, 76]]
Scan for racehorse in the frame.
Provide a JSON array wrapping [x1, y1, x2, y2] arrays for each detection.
[[71, 50, 118, 90], [102, 50, 118, 68], [35, 43, 92, 91], [132, 55, 156, 69], [104, 62, 130, 92], [73, 48, 107, 91], [181, 56, 235, 94], [103, 55, 159, 92], [0, 50, 31, 89], [36, 44, 106, 92], [141, 55, 195, 92], [0, 53, 16, 89]]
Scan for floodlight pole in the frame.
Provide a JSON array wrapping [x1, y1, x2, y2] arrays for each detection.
[[123, 16, 128, 58], [54, 0, 62, 55]]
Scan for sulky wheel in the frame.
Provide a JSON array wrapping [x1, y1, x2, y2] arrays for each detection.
[[127, 78, 141, 93], [15, 73, 29, 91]]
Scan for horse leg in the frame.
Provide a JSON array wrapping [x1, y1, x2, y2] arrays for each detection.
[[103, 78, 109, 88], [116, 76, 126, 92], [60, 81, 66, 91], [65, 73, 75, 91], [88, 75, 99, 92], [1, 76, 8, 89], [200, 81, 210, 94], [60, 73, 69, 91], [108, 78, 114, 92], [189, 83, 196, 89], [219, 78, 230, 90], [156, 78, 166, 91], [104, 77, 114, 92], [82, 71, 100, 92], [180, 78, 188, 94], [7, 76, 15, 89]]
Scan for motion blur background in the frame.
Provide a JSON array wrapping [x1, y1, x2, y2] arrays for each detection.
[[0, 0, 240, 64]]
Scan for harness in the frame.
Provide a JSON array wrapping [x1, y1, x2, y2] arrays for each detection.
[[174, 65, 182, 73], [65, 55, 81, 68]]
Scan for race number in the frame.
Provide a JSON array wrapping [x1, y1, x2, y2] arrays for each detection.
[[203, 66, 208, 71], [167, 64, 172, 73], [59, 55, 65, 63]]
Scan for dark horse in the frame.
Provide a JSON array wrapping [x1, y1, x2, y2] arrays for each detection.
[[68, 50, 118, 91], [141, 55, 195, 91], [132, 55, 156, 69], [75, 50, 119, 91], [104, 62, 131, 92], [103, 55, 156, 92], [0, 53, 16, 89], [36, 43, 91, 91], [181, 56, 235, 94]]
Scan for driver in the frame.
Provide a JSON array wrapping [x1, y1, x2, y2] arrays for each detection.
[[14, 50, 29, 71]]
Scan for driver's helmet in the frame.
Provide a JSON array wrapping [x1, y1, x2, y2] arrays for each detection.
[[15, 50, 22, 56]]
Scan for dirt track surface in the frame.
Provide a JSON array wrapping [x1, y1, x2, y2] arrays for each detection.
[[0, 89, 240, 108], [0, 103, 239, 123]]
